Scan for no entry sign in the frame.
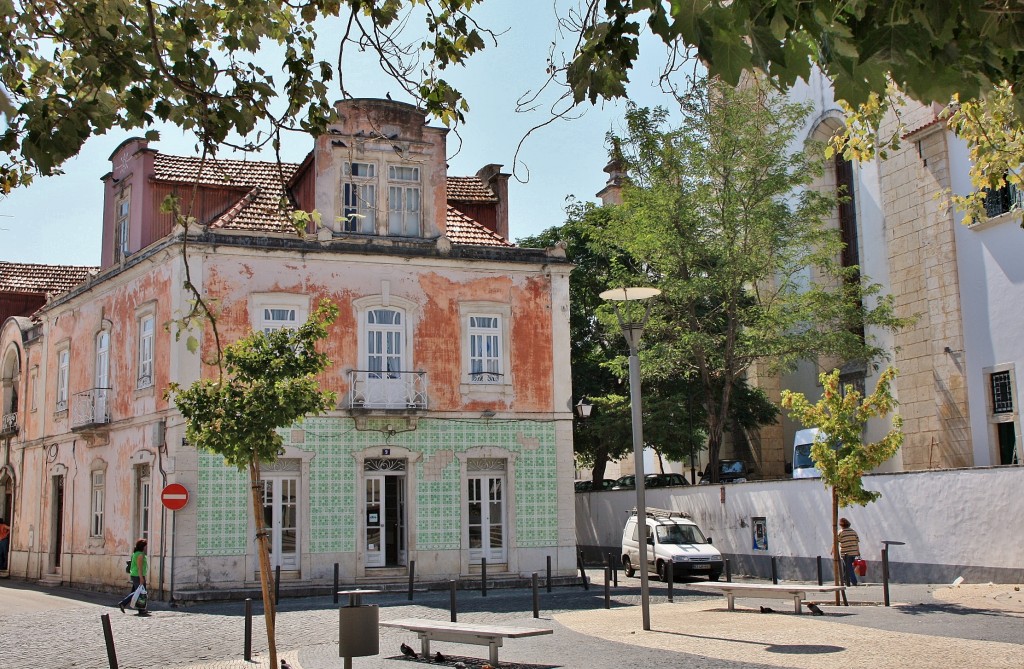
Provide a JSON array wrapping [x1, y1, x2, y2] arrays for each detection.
[[161, 483, 190, 511]]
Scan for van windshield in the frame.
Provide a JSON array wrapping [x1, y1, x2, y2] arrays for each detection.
[[794, 444, 815, 469], [657, 524, 706, 544]]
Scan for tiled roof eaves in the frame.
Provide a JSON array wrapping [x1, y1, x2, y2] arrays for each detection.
[[0, 262, 98, 295], [445, 206, 512, 247], [902, 116, 946, 140]]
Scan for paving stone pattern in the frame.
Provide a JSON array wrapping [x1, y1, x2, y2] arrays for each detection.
[[3, 579, 1022, 669]]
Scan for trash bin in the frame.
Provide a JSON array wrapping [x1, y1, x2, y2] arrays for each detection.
[[338, 589, 381, 662], [339, 604, 379, 657]]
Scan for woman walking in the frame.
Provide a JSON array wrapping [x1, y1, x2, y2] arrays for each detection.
[[117, 538, 150, 616]]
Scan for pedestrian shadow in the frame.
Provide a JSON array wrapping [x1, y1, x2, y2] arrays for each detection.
[[654, 629, 845, 655]]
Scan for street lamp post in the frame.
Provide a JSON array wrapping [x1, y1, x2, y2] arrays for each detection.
[[599, 286, 660, 631]]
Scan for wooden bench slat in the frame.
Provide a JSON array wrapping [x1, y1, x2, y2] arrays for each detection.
[[688, 583, 846, 614], [381, 617, 553, 665]]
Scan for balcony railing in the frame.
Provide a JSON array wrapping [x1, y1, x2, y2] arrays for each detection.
[[347, 370, 427, 410], [1, 412, 17, 436], [71, 388, 112, 430]]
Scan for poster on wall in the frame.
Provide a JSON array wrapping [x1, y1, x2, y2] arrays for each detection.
[[752, 517, 768, 551]]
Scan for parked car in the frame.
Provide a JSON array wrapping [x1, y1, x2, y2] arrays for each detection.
[[699, 459, 751, 484], [613, 473, 690, 489], [574, 478, 616, 493], [621, 507, 723, 581], [611, 474, 636, 490], [647, 473, 690, 487]]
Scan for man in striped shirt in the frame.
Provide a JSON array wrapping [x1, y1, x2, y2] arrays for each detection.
[[838, 517, 861, 586]]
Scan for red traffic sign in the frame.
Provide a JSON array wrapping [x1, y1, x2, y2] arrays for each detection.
[[161, 483, 190, 511]]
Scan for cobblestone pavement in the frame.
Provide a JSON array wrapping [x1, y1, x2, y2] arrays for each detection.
[[2, 577, 1022, 669]]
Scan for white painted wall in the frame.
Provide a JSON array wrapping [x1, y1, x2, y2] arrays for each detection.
[[576, 466, 1024, 583], [947, 133, 1024, 467]]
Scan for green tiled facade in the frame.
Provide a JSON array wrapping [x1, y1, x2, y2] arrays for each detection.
[[196, 417, 558, 557]]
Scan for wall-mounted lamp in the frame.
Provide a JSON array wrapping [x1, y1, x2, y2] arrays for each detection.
[[575, 398, 593, 419]]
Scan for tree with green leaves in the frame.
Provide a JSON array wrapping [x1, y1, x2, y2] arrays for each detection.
[[564, 1, 1024, 113], [0, 0, 489, 192], [781, 367, 904, 601], [519, 197, 778, 485], [605, 76, 907, 483], [167, 300, 339, 668]]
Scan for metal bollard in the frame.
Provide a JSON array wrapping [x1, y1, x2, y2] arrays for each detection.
[[100, 613, 119, 669], [817, 556, 823, 586], [667, 562, 674, 602], [546, 555, 552, 593], [449, 580, 458, 622], [244, 598, 253, 661], [532, 572, 540, 618], [607, 552, 616, 588], [275, 565, 281, 605], [334, 563, 339, 604], [408, 560, 415, 601], [604, 567, 611, 609], [578, 549, 589, 590], [882, 547, 891, 607], [725, 558, 732, 582], [481, 557, 487, 597], [771, 556, 778, 584]]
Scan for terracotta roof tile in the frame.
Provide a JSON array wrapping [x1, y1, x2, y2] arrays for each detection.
[[152, 154, 300, 232], [447, 176, 497, 203], [0, 261, 97, 296], [446, 207, 512, 247]]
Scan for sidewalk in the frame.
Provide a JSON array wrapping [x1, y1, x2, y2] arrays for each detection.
[[171, 580, 1024, 669]]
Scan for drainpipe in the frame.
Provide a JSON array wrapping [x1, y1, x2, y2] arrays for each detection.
[[68, 440, 78, 587], [157, 430, 168, 600]]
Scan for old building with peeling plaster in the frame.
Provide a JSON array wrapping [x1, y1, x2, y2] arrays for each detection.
[[0, 98, 576, 597]]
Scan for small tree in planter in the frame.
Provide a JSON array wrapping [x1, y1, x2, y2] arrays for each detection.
[[167, 301, 338, 668], [781, 366, 903, 603]]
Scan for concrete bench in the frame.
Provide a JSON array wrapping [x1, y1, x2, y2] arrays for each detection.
[[691, 582, 845, 614], [380, 617, 553, 665]]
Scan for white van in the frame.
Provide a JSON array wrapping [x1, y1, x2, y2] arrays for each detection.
[[621, 508, 724, 581], [792, 428, 827, 478]]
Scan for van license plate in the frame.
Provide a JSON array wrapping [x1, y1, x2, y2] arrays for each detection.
[[693, 564, 710, 569]]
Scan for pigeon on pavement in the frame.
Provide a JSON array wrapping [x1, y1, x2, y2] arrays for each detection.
[[759, 605, 775, 613], [807, 602, 825, 616], [434, 650, 446, 663], [400, 642, 418, 658], [281, 660, 294, 669]]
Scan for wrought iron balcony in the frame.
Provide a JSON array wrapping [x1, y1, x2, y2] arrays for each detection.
[[346, 370, 427, 410], [71, 388, 112, 430], [1, 411, 17, 436]]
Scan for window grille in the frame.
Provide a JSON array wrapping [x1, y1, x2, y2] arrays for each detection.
[[992, 370, 1014, 414]]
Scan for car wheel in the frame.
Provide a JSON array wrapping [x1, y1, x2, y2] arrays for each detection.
[[709, 572, 721, 582], [656, 561, 667, 582], [622, 556, 635, 578]]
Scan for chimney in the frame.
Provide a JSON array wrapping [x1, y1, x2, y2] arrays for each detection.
[[475, 164, 509, 240], [595, 139, 628, 206]]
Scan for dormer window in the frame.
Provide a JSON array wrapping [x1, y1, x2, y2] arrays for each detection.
[[388, 165, 421, 236], [115, 185, 131, 261], [342, 162, 377, 234]]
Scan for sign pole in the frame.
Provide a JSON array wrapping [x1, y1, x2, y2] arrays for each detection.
[[169, 509, 176, 606], [159, 484, 190, 607]]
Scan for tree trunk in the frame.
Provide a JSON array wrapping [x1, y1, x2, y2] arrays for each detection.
[[591, 444, 610, 487], [248, 459, 278, 668], [832, 486, 840, 606]]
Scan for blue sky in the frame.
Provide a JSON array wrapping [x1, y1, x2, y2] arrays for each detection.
[[0, 2, 675, 265]]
